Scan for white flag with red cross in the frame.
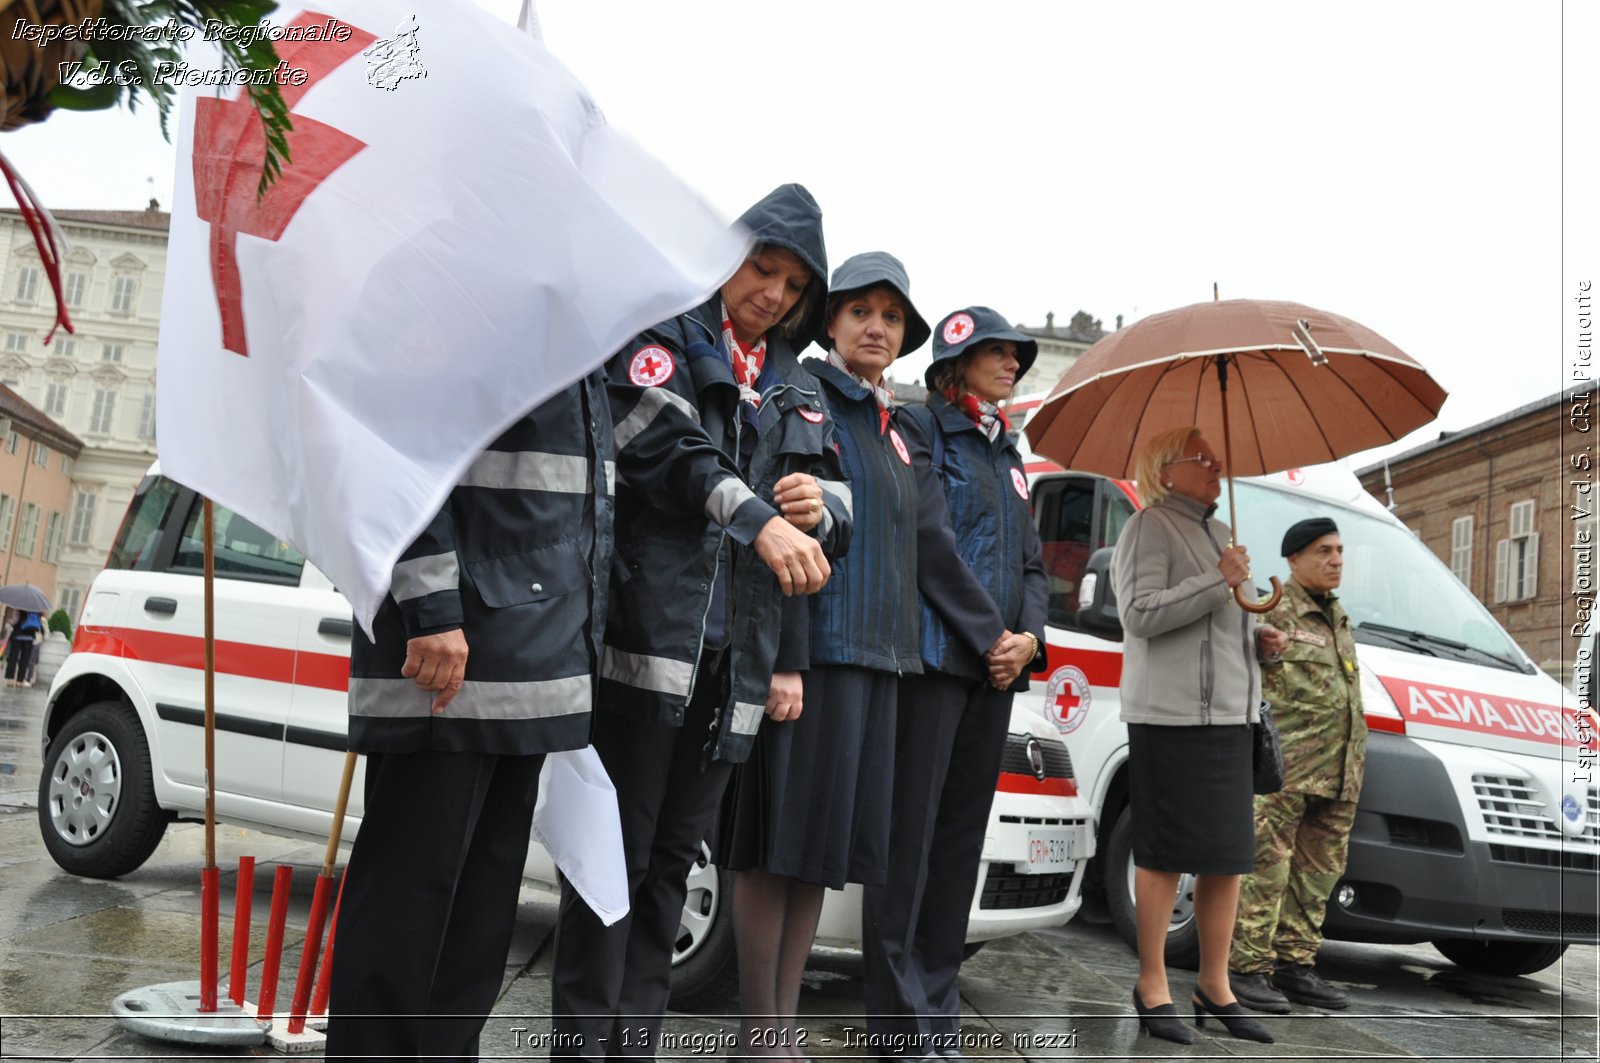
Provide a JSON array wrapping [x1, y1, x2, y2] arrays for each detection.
[[157, 0, 747, 634]]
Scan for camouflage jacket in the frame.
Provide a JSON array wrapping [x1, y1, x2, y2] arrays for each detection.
[[1262, 578, 1366, 801]]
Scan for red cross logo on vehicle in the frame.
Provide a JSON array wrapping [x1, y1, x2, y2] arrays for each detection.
[[628, 345, 675, 386], [1043, 665, 1092, 734]]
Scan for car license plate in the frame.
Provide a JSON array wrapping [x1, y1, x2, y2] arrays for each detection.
[[1024, 829, 1074, 874]]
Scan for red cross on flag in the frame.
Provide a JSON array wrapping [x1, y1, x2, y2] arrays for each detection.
[[157, 0, 748, 635]]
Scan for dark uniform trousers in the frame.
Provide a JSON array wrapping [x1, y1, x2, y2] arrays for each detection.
[[326, 748, 547, 1062], [551, 660, 734, 1061], [862, 672, 1011, 1057]]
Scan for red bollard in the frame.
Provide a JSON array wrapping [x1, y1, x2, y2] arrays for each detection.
[[258, 865, 294, 1022], [228, 856, 256, 1006], [200, 865, 220, 1012], [310, 869, 347, 1017], [286, 874, 333, 1034]]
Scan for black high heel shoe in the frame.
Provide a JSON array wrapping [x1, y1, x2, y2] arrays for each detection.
[[1132, 987, 1194, 1045], [1192, 985, 1276, 1043]]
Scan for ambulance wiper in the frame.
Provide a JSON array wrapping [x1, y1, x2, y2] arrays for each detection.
[[1356, 622, 1526, 673]]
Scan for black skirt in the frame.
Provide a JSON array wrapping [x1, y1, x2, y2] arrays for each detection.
[[1126, 722, 1255, 875], [718, 665, 897, 888]]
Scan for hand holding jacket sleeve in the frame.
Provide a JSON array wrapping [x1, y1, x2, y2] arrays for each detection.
[[898, 410, 1007, 658], [1112, 508, 1233, 639]]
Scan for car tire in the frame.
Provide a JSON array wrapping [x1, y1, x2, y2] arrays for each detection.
[[1105, 804, 1201, 970], [667, 843, 739, 1011], [37, 701, 169, 879], [1432, 938, 1569, 976]]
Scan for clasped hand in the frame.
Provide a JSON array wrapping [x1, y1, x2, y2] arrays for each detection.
[[985, 630, 1035, 691]]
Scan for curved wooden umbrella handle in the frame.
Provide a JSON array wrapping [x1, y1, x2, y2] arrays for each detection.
[[1235, 576, 1283, 615]]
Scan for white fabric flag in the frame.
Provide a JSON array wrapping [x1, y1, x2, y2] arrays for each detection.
[[157, 0, 747, 635], [532, 745, 629, 924]]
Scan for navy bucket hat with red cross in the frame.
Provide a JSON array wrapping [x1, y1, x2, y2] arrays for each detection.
[[814, 250, 931, 357], [923, 305, 1039, 389]]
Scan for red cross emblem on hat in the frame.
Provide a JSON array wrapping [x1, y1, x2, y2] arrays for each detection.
[[942, 312, 975, 346], [628, 345, 675, 386]]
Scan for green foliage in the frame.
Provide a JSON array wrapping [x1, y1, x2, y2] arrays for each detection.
[[47, 608, 72, 640], [47, 0, 293, 195]]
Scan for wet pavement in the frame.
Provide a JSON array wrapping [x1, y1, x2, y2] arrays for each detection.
[[2, 682, 1596, 1061]]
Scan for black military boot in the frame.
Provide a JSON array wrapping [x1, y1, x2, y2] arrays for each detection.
[[1272, 963, 1351, 1009], [1227, 970, 1292, 1014]]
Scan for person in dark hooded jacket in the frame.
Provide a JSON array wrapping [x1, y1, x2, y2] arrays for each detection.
[[551, 184, 849, 1062], [861, 306, 1048, 1060], [720, 251, 929, 1058]]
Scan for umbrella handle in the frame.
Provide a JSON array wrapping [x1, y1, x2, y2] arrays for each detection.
[[1235, 576, 1283, 615]]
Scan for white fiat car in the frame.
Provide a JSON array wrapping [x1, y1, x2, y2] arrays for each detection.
[[38, 469, 1095, 1005]]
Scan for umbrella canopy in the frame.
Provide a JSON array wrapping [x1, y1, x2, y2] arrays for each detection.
[[0, 583, 51, 614], [1024, 299, 1448, 478]]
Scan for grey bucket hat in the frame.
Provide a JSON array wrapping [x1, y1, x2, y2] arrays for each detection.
[[814, 251, 931, 357], [923, 305, 1039, 389]]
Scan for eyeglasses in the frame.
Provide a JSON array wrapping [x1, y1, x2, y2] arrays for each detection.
[[1165, 454, 1220, 471]]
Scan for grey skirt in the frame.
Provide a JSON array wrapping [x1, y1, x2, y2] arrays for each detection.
[[1126, 721, 1255, 875]]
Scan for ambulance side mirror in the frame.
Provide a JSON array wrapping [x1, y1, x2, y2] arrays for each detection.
[[1078, 547, 1122, 640]]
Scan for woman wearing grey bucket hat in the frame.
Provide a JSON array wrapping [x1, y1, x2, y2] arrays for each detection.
[[720, 251, 930, 1058], [862, 306, 1049, 1059]]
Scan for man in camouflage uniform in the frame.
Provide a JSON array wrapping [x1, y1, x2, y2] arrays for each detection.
[[1228, 517, 1366, 1013]]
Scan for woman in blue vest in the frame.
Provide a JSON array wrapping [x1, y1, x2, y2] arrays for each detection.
[[721, 252, 929, 1058], [862, 307, 1048, 1058]]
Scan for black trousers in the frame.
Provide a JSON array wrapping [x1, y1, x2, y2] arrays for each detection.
[[861, 672, 1011, 1057], [5, 635, 35, 681], [551, 663, 734, 1061], [325, 748, 546, 1062]]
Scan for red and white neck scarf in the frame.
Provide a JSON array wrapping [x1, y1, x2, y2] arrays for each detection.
[[827, 349, 895, 433], [721, 303, 767, 406], [948, 390, 1009, 442]]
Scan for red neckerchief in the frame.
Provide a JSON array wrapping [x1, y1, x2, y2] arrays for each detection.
[[721, 304, 767, 406], [947, 390, 1010, 440], [825, 350, 894, 434]]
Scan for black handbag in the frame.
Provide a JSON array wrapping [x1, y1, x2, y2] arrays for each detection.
[[1253, 699, 1285, 795]]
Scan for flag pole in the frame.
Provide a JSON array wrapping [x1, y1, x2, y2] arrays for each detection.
[[199, 498, 221, 1011]]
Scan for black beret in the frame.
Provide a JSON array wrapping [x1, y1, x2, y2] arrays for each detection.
[[1282, 517, 1339, 557]]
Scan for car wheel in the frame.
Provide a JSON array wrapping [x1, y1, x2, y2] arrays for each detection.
[[1105, 804, 1201, 970], [1432, 938, 1568, 976], [667, 842, 739, 1011], [37, 701, 169, 879]]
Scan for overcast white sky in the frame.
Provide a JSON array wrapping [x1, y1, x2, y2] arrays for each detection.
[[4, 0, 1594, 461]]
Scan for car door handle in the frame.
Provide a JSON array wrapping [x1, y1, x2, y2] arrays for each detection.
[[318, 618, 353, 638], [143, 597, 178, 616]]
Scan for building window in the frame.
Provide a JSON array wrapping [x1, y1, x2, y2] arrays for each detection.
[[101, 343, 125, 363], [43, 382, 67, 418], [64, 271, 86, 308], [60, 454, 71, 476], [60, 585, 83, 623], [32, 441, 47, 467], [4, 432, 16, 454], [14, 265, 39, 302], [110, 275, 139, 314], [4, 331, 27, 353], [0, 494, 13, 551], [90, 388, 117, 433], [68, 489, 97, 545], [1494, 499, 1539, 604], [1450, 515, 1473, 586], [17, 503, 40, 558], [51, 337, 75, 360], [138, 393, 156, 440], [43, 511, 63, 563]]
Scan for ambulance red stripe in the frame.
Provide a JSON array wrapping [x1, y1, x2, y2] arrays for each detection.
[[74, 626, 350, 692]]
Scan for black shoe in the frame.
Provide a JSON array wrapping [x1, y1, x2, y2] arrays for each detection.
[[1191, 986, 1275, 1043], [1273, 963, 1351, 1009], [1228, 969, 1293, 1014], [1132, 987, 1194, 1045]]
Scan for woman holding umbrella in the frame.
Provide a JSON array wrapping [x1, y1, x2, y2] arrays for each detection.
[[862, 306, 1047, 1058], [1111, 426, 1285, 1045]]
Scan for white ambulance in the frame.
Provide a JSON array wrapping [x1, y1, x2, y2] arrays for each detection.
[[36, 466, 1094, 1006], [1008, 394, 1597, 976]]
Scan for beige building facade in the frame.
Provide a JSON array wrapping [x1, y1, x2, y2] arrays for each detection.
[[0, 204, 167, 622], [0, 385, 83, 600]]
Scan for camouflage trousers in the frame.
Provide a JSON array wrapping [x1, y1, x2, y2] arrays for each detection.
[[1229, 790, 1358, 973]]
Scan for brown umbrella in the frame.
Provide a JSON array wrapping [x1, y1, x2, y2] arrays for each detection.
[[1024, 298, 1447, 611]]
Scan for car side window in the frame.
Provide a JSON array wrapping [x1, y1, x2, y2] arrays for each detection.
[[171, 500, 306, 586], [106, 476, 183, 572], [1035, 476, 1097, 627], [1100, 486, 1135, 549]]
